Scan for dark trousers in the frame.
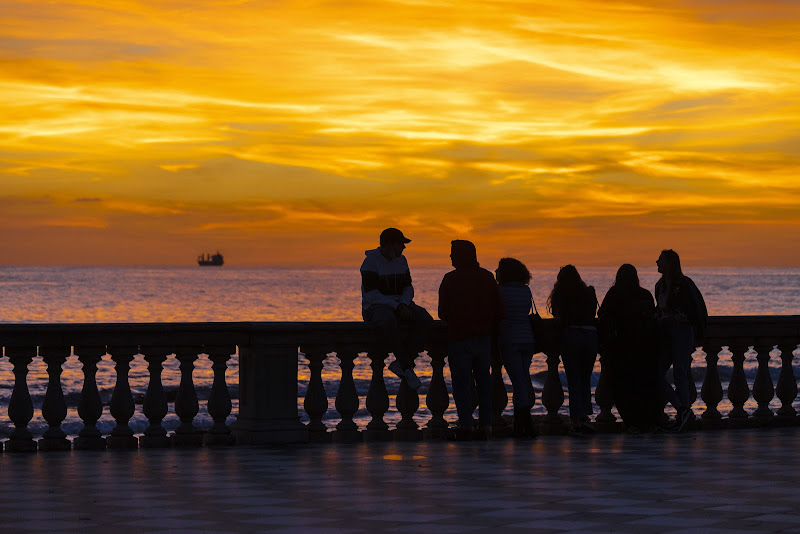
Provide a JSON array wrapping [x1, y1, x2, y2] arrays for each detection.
[[658, 320, 695, 411], [363, 303, 433, 368], [561, 327, 598, 421], [448, 335, 492, 430]]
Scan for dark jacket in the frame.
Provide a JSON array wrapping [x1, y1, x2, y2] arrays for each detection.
[[438, 241, 504, 342], [598, 285, 656, 354], [655, 275, 708, 342]]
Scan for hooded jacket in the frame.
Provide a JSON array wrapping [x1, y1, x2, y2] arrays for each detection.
[[438, 240, 504, 342], [360, 247, 414, 313]]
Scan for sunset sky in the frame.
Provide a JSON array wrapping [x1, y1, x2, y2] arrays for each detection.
[[2, 0, 799, 267]]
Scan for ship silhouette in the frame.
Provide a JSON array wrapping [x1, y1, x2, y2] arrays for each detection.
[[198, 251, 224, 266]]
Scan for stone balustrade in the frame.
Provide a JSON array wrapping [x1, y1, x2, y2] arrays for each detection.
[[1, 316, 799, 451]]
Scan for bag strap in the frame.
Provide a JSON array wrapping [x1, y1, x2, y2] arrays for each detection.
[[531, 296, 540, 316]]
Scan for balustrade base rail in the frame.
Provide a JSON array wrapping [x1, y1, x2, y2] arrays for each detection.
[[1, 317, 799, 450]]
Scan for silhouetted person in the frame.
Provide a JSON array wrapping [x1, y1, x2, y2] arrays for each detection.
[[495, 257, 537, 438], [438, 240, 503, 440], [547, 264, 598, 435], [361, 227, 433, 390], [655, 249, 707, 432], [598, 264, 660, 433]]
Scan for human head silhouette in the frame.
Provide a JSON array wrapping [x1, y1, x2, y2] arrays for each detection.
[[614, 263, 640, 289], [657, 249, 683, 278], [495, 257, 531, 285], [450, 240, 478, 269]]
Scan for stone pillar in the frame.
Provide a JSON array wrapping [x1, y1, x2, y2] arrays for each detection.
[[204, 347, 234, 446], [172, 349, 202, 447], [139, 348, 171, 448], [700, 346, 723, 428], [302, 347, 330, 443], [540, 351, 565, 434], [491, 355, 510, 436], [776, 344, 798, 422], [394, 368, 422, 441], [38, 346, 71, 451], [727, 345, 751, 427], [5, 348, 36, 452], [231, 343, 309, 444], [363, 350, 391, 442], [423, 345, 449, 440], [331, 349, 361, 443], [594, 354, 617, 432], [106, 345, 139, 449], [73, 346, 107, 450], [752, 345, 775, 425]]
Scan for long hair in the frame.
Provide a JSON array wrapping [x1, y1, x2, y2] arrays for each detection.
[[614, 263, 640, 291], [495, 257, 531, 285], [547, 264, 587, 318], [660, 249, 684, 279]]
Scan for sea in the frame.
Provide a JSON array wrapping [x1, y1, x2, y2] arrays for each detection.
[[1, 265, 799, 439]]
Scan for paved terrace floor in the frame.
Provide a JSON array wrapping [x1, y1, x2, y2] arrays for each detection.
[[2, 428, 800, 533]]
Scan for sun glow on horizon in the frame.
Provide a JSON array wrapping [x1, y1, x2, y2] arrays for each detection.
[[1, 0, 799, 267]]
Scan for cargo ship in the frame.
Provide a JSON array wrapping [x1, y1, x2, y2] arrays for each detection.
[[197, 251, 224, 266]]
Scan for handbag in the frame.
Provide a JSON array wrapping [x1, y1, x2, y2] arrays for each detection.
[[528, 297, 543, 352]]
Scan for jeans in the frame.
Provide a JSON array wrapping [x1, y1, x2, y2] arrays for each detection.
[[499, 342, 535, 410], [561, 327, 598, 421], [658, 319, 695, 411], [448, 335, 492, 430], [363, 303, 433, 369]]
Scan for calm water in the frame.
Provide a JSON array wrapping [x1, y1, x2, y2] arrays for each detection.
[[1, 265, 799, 438]]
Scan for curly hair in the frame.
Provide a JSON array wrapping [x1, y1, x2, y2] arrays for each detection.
[[546, 264, 588, 319], [495, 257, 531, 285]]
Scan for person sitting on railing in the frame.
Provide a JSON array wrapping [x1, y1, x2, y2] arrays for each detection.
[[598, 264, 660, 434], [361, 227, 434, 390], [439, 239, 504, 440], [655, 249, 708, 433]]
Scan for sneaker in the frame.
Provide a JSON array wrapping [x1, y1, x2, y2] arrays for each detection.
[[675, 408, 692, 433], [473, 426, 491, 441], [580, 421, 596, 434], [404, 368, 422, 390], [388, 361, 405, 380]]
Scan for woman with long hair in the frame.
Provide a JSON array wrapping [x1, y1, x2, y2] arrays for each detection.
[[655, 249, 707, 432], [495, 257, 537, 438], [547, 265, 598, 434], [598, 264, 659, 433]]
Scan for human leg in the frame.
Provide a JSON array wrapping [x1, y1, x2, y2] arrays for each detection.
[[472, 336, 493, 429], [657, 322, 680, 411], [671, 324, 695, 412], [448, 338, 475, 430], [501, 343, 531, 410], [561, 330, 586, 422], [580, 330, 598, 418], [405, 303, 434, 360]]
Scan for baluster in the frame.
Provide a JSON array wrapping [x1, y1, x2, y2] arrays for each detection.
[[776, 344, 798, 421], [172, 349, 202, 447], [491, 355, 509, 436], [73, 346, 107, 450], [394, 362, 421, 441], [363, 350, 391, 441], [424, 345, 450, 439], [302, 347, 330, 443], [5, 348, 37, 452], [540, 351, 565, 434], [37, 347, 71, 451], [752, 345, 775, 424], [594, 354, 616, 432], [332, 349, 360, 442], [204, 347, 234, 446], [700, 346, 723, 428], [727, 345, 751, 426], [688, 347, 698, 412], [106, 345, 139, 449], [139, 348, 171, 448]]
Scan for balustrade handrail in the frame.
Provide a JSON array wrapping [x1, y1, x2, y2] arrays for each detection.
[[1, 315, 799, 452]]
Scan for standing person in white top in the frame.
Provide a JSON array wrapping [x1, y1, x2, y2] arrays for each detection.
[[495, 257, 537, 438], [360, 227, 433, 390]]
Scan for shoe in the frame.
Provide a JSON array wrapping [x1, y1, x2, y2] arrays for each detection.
[[446, 427, 473, 441], [404, 368, 422, 390], [675, 408, 692, 433], [388, 361, 404, 380], [473, 426, 491, 440], [580, 421, 596, 434]]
